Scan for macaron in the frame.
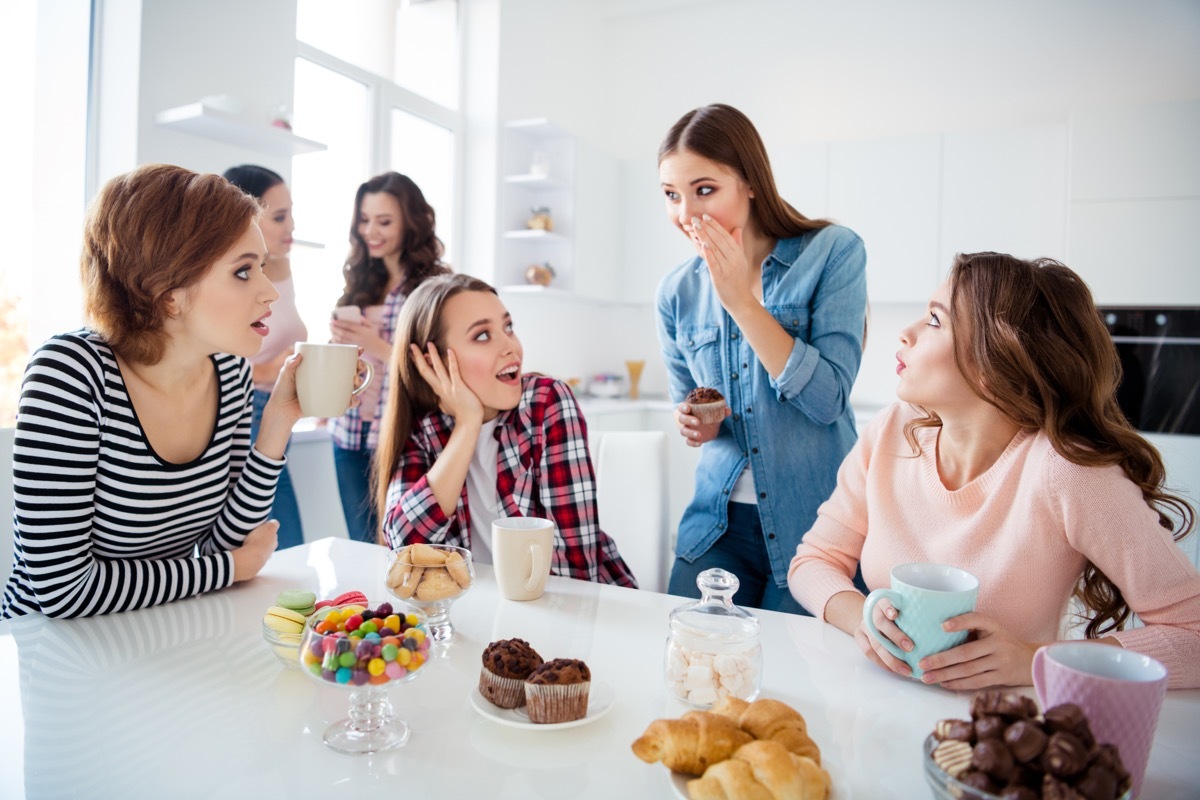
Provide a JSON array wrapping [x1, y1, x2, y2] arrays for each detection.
[[275, 589, 317, 616], [331, 590, 369, 607], [263, 605, 307, 635]]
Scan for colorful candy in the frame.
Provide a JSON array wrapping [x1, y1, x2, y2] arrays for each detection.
[[301, 599, 430, 686]]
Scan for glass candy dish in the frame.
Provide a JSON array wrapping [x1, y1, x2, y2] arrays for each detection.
[[262, 618, 303, 670], [298, 600, 432, 754], [922, 735, 1131, 800], [385, 543, 474, 643]]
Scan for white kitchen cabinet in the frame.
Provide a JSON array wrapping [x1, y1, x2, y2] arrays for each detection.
[[939, 124, 1068, 270], [498, 118, 576, 293], [1068, 197, 1200, 306], [1067, 100, 1200, 306], [828, 134, 942, 303]]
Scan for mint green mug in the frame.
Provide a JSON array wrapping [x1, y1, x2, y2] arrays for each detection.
[[862, 563, 978, 679]]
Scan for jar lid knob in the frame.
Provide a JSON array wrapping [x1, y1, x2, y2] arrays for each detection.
[[697, 568, 739, 605]]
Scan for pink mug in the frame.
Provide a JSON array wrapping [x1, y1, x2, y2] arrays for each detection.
[[1032, 642, 1167, 797]]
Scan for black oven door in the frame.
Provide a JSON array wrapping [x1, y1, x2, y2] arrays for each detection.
[[1101, 307, 1200, 435]]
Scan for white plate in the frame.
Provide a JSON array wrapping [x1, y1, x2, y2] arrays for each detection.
[[469, 680, 615, 730], [670, 772, 690, 799]]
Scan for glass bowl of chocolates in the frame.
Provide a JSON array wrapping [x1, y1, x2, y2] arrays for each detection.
[[923, 690, 1131, 800]]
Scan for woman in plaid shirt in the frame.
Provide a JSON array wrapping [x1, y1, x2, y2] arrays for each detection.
[[374, 274, 637, 587], [329, 172, 450, 542]]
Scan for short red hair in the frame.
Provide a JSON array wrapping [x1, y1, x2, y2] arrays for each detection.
[[81, 163, 261, 364]]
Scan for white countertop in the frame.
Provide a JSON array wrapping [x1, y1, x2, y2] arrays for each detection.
[[3, 538, 1196, 799]]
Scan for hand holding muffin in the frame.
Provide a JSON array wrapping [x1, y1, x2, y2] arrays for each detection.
[[676, 387, 730, 448]]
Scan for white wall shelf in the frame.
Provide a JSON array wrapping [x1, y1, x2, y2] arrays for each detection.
[[504, 174, 567, 189], [502, 229, 567, 241], [498, 284, 650, 308], [155, 102, 327, 157]]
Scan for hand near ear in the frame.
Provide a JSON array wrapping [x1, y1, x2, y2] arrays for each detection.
[[408, 343, 484, 425]]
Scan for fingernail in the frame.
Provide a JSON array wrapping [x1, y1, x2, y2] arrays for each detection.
[[942, 622, 953, 631], [702, 214, 712, 221], [691, 216, 701, 227], [902, 640, 913, 652]]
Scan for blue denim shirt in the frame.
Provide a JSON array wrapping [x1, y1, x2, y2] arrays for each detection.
[[655, 226, 867, 587]]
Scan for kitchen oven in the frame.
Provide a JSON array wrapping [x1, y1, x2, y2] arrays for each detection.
[[1100, 306, 1200, 566]]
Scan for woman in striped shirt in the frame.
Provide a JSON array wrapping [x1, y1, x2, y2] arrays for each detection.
[[2, 164, 305, 618]]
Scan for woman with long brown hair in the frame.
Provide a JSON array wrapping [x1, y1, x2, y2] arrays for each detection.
[[656, 103, 867, 612], [328, 172, 450, 542], [374, 274, 636, 587], [789, 252, 1200, 689]]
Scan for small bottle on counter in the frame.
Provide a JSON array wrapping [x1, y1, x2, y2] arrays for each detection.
[[665, 568, 762, 708]]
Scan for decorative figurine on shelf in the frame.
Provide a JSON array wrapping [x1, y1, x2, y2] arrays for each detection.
[[526, 206, 554, 232], [270, 104, 293, 130], [524, 262, 556, 287]]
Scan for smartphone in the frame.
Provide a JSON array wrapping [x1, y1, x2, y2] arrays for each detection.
[[332, 305, 363, 324]]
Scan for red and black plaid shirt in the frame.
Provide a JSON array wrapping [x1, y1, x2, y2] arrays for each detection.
[[382, 375, 637, 588]]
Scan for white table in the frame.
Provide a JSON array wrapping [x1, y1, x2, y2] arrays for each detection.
[[1, 538, 1196, 799]]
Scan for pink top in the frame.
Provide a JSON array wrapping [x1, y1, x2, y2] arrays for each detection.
[[788, 402, 1200, 688], [251, 276, 307, 392]]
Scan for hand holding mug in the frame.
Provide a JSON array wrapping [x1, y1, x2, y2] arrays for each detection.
[[862, 562, 979, 680]]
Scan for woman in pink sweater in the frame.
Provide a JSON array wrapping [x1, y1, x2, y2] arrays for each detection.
[[788, 252, 1200, 689]]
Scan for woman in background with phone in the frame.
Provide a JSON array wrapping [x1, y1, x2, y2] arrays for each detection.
[[329, 172, 450, 542], [223, 165, 307, 548]]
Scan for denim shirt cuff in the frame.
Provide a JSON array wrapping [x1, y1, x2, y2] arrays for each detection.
[[771, 338, 818, 401]]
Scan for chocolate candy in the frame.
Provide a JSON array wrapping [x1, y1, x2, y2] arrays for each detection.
[[975, 714, 1007, 742], [1043, 704, 1095, 749], [998, 787, 1040, 800], [1088, 743, 1130, 788], [1075, 764, 1119, 800], [934, 718, 974, 743], [1042, 732, 1089, 778], [1041, 775, 1084, 800], [972, 738, 1015, 781], [959, 770, 999, 794], [971, 690, 1039, 721], [933, 739, 973, 778], [1005, 719, 1049, 763]]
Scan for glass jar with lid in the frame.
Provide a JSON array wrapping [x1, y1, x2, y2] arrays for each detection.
[[665, 568, 762, 708]]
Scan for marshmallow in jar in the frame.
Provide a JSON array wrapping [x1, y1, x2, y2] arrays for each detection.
[[665, 568, 762, 708]]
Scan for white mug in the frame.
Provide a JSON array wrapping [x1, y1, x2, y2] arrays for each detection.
[[492, 517, 555, 601], [293, 343, 373, 417]]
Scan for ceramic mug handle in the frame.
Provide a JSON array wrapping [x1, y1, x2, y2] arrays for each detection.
[[1031, 646, 1049, 708], [862, 588, 908, 662], [351, 361, 374, 398], [524, 541, 548, 592]]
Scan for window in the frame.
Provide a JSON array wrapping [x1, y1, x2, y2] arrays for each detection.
[[291, 5, 462, 334]]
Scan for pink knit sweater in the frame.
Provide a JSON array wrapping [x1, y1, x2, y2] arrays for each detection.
[[788, 403, 1200, 689]]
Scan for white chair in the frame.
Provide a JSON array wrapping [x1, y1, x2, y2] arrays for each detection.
[[588, 430, 670, 593], [1, 427, 14, 588]]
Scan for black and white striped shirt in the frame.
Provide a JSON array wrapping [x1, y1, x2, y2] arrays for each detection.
[[2, 330, 284, 618]]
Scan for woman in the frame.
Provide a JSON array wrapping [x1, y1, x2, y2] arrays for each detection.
[[789, 252, 1200, 689], [656, 104, 867, 612], [222, 164, 307, 548], [329, 172, 450, 543], [2, 164, 304, 618], [375, 274, 636, 587]]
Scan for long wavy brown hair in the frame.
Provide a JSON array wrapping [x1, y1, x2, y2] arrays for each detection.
[[658, 104, 831, 240], [337, 172, 449, 307], [372, 274, 499, 544], [904, 252, 1195, 637]]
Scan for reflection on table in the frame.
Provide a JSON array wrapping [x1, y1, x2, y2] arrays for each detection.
[[0, 537, 1197, 799]]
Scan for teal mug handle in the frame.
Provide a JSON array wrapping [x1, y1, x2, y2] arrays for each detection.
[[862, 588, 908, 662], [1031, 646, 1049, 708]]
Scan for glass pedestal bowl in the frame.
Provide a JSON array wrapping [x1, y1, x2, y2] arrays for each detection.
[[298, 600, 432, 754], [385, 544, 474, 644]]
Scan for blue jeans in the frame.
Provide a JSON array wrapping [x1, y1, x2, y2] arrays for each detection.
[[250, 389, 304, 549], [668, 502, 811, 615], [332, 424, 380, 544]]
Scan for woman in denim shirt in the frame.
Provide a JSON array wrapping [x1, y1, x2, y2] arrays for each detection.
[[656, 104, 867, 613]]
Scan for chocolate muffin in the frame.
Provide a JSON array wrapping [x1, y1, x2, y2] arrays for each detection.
[[479, 638, 543, 709], [684, 387, 727, 425], [524, 658, 591, 724]]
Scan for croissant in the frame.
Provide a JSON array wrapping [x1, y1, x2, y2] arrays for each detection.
[[687, 740, 831, 800], [631, 710, 754, 775], [711, 697, 822, 765]]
